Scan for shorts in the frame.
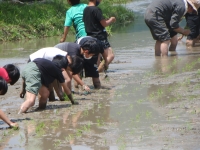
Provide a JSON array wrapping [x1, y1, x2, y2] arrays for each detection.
[[21, 62, 42, 95], [185, 13, 200, 39], [144, 9, 177, 41], [98, 38, 111, 49], [84, 55, 99, 78]]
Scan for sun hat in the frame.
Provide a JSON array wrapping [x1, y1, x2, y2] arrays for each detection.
[[187, 0, 200, 13]]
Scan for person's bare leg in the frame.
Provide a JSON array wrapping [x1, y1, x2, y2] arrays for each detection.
[[160, 40, 170, 57], [169, 35, 178, 51], [155, 40, 161, 56], [105, 47, 114, 66], [38, 86, 49, 109], [19, 91, 36, 113], [92, 77, 101, 89]]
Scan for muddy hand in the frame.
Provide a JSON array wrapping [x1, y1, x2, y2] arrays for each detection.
[[10, 122, 19, 129], [83, 85, 90, 92], [20, 90, 26, 98]]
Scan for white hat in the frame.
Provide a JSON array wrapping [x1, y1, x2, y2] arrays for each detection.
[[187, 0, 200, 13]]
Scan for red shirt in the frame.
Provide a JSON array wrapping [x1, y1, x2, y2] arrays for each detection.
[[0, 68, 10, 82]]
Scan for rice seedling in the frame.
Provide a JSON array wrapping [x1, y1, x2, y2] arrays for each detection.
[[145, 110, 152, 119]]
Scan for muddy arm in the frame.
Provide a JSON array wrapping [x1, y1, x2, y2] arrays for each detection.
[[72, 74, 90, 91], [0, 109, 18, 128]]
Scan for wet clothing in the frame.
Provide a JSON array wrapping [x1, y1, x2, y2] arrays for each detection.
[[64, 3, 87, 39], [29, 47, 67, 61], [185, 8, 200, 39], [22, 59, 65, 95], [83, 6, 111, 49], [144, 0, 187, 41], [0, 68, 10, 83]]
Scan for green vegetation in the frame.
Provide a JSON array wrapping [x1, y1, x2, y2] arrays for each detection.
[[0, 0, 134, 42]]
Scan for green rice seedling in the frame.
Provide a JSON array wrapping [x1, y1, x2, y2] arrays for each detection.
[[96, 119, 105, 127], [65, 134, 74, 142], [145, 110, 152, 119], [83, 109, 89, 116], [53, 139, 61, 148], [135, 114, 141, 122], [36, 122, 45, 136], [186, 122, 192, 130], [98, 103, 102, 109], [76, 129, 83, 137]]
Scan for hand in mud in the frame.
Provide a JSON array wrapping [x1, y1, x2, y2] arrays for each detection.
[[83, 85, 90, 92], [20, 90, 26, 98], [10, 122, 19, 129]]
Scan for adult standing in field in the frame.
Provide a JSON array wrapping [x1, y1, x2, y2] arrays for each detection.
[[83, 0, 115, 72], [60, 0, 87, 42], [144, 0, 200, 57], [0, 77, 18, 128]]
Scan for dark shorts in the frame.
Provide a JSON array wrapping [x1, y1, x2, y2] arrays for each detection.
[[144, 9, 177, 41], [185, 13, 200, 40], [84, 55, 99, 78], [98, 38, 111, 49]]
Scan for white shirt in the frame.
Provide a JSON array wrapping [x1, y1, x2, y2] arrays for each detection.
[[30, 47, 68, 61]]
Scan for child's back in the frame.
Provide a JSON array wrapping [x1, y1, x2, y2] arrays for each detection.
[[60, 1, 87, 42], [83, 6, 107, 40]]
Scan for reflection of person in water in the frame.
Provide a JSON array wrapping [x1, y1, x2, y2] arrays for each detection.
[[0, 77, 18, 128]]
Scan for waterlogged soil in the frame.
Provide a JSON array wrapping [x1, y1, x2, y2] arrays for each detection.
[[1, 51, 200, 149]]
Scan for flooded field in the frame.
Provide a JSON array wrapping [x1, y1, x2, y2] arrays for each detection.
[[1, 0, 200, 150]]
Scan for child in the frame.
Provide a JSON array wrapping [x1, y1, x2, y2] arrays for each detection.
[[60, 0, 87, 42], [0, 64, 20, 85], [0, 77, 18, 128], [28, 47, 88, 100], [19, 56, 83, 113], [83, 0, 115, 71], [55, 38, 102, 88]]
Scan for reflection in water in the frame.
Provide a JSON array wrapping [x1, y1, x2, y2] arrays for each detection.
[[2, 0, 200, 149]]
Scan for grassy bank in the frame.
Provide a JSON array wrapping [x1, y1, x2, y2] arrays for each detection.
[[0, 0, 134, 42]]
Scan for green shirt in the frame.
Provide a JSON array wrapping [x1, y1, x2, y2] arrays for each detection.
[[64, 3, 87, 39]]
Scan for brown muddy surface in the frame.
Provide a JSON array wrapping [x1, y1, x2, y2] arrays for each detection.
[[1, 1, 200, 149], [1, 49, 200, 150]]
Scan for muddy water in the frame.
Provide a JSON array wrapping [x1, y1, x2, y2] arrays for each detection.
[[1, 0, 200, 150]]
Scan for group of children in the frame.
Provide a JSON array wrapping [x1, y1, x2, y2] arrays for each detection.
[[0, 0, 116, 128]]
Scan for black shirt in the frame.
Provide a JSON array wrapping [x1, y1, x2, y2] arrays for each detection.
[[54, 42, 82, 57], [83, 6, 107, 39], [33, 58, 65, 87]]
